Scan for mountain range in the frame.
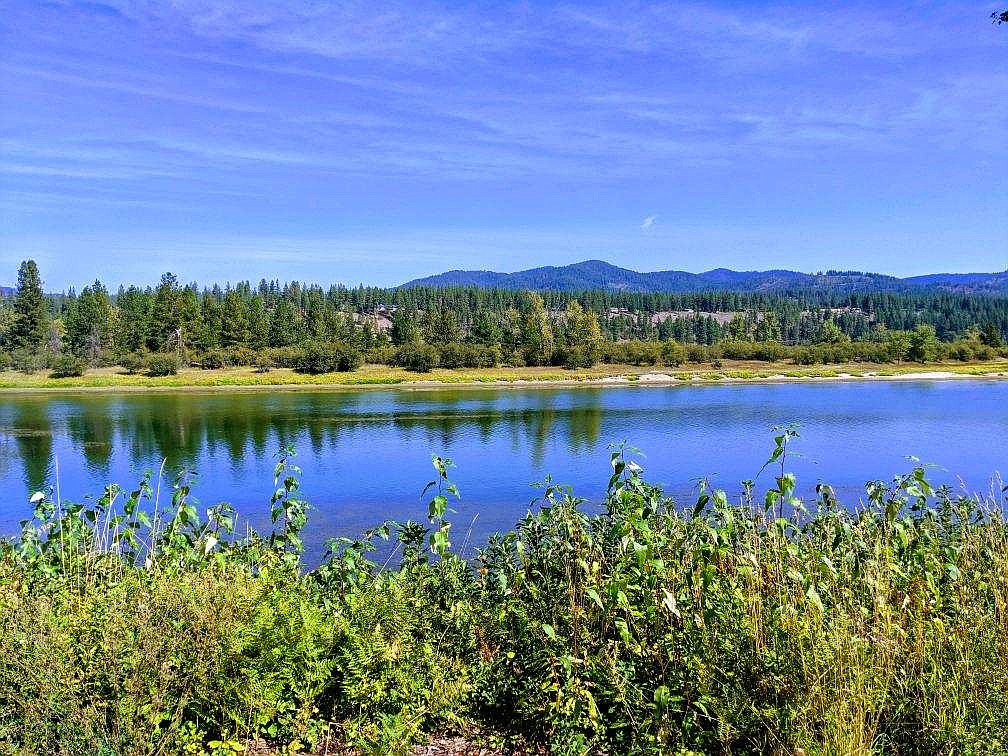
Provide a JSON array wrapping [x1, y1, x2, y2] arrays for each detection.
[[400, 260, 1008, 295]]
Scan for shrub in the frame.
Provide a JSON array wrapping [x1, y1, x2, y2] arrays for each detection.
[[200, 349, 230, 370], [562, 346, 589, 370], [468, 344, 501, 369], [661, 339, 686, 367], [504, 350, 526, 368], [120, 352, 147, 375], [0, 351, 12, 371], [438, 342, 467, 369], [146, 353, 180, 376], [10, 349, 43, 374], [294, 342, 362, 374], [685, 343, 721, 364], [50, 355, 86, 378], [227, 346, 259, 367], [265, 346, 305, 369], [367, 345, 397, 365], [396, 343, 440, 373], [437, 342, 500, 370], [604, 340, 662, 366], [255, 355, 274, 373]]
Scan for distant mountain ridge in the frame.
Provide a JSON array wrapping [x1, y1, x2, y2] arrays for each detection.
[[400, 260, 1008, 294]]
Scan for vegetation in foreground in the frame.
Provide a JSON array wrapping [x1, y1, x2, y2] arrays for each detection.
[[2, 432, 1007, 755]]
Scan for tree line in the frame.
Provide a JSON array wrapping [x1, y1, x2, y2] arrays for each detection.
[[1, 260, 1005, 376]]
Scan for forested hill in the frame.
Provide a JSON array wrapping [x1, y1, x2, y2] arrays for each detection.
[[401, 260, 1008, 294]]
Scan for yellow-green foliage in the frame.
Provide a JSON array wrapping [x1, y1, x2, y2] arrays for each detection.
[[2, 440, 1008, 754]]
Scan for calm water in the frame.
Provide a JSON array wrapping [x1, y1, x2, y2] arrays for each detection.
[[1, 380, 1005, 557]]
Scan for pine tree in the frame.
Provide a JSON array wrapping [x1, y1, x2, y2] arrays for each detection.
[[981, 321, 1004, 348], [150, 273, 183, 351], [220, 291, 249, 348], [471, 308, 502, 346], [7, 260, 49, 352], [391, 307, 423, 345], [269, 298, 302, 348], [247, 296, 269, 350], [65, 280, 112, 362], [755, 311, 781, 342], [178, 288, 207, 354]]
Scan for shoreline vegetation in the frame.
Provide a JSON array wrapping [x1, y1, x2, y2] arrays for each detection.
[[1, 258, 1008, 396], [0, 358, 1006, 392], [3, 437, 1008, 754]]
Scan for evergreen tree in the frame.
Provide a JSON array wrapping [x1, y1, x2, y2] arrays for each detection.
[[220, 291, 249, 348], [7, 260, 49, 352], [269, 298, 302, 348], [247, 296, 269, 350], [179, 288, 207, 354], [201, 295, 223, 351], [150, 273, 183, 351], [113, 287, 152, 355], [471, 308, 502, 346], [755, 311, 781, 342], [65, 280, 112, 362], [725, 314, 750, 341], [981, 321, 1004, 348], [391, 307, 423, 345], [426, 308, 463, 344]]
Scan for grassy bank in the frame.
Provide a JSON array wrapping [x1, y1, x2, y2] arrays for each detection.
[[0, 358, 1006, 391], [2, 437, 1008, 754]]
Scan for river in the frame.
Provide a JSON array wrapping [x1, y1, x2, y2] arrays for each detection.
[[1, 379, 1005, 557]]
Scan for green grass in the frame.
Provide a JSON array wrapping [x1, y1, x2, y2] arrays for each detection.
[[0, 358, 1005, 392]]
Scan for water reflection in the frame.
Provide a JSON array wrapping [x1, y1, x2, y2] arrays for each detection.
[[11, 400, 53, 492], [0, 388, 607, 492], [0, 382, 1004, 555]]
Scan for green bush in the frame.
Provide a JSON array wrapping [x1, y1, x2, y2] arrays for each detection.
[[396, 343, 440, 373], [146, 353, 180, 376], [438, 342, 467, 369], [604, 340, 662, 366], [561, 346, 589, 370], [200, 349, 230, 370], [50, 354, 86, 378], [367, 344, 397, 365], [294, 342, 362, 374], [432, 343, 500, 370], [660, 339, 686, 366], [119, 351, 147, 375], [10, 348, 43, 374], [265, 346, 305, 369]]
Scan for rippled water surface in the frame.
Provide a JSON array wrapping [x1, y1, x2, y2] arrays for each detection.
[[1, 380, 1005, 556]]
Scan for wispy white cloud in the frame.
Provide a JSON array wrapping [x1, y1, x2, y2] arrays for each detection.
[[2, 0, 1005, 284]]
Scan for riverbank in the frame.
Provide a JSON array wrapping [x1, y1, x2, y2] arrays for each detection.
[[0, 358, 1006, 392]]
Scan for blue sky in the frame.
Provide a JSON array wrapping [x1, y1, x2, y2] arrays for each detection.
[[1, 1, 1006, 289]]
